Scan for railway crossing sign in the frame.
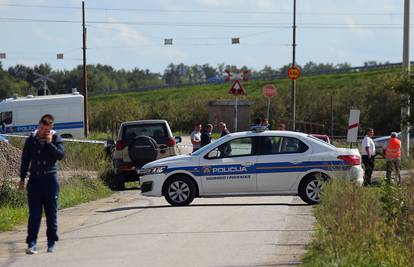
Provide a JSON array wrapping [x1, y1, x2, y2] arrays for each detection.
[[228, 80, 246, 96]]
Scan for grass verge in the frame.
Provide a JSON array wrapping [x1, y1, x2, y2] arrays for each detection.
[[302, 178, 414, 266], [0, 177, 112, 232]]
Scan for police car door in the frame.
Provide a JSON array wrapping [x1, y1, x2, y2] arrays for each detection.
[[199, 137, 258, 194], [256, 135, 311, 192]]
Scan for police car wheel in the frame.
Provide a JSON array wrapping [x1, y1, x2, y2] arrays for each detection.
[[164, 176, 196, 206], [299, 174, 324, 205]]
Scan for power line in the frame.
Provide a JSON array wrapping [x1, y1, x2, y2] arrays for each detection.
[[0, 17, 412, 29], [0, 3, 412, 16]]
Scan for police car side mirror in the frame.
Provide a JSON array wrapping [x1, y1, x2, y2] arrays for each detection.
[[207, 149, 220, 159]]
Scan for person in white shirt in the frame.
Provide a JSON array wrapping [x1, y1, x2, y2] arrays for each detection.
[[361, 128, 376, 186], [190, 123, 202, 152]]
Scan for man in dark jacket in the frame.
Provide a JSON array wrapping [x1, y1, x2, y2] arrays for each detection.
[[218, 122, 230, 137], [201, 124, 213, 147], [19, 114, 64, 254]]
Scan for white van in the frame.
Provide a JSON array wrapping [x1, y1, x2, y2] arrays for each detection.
[[0, 91, 84, 139]]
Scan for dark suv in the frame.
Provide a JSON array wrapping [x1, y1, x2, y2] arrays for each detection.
[[112, 120, 181, 189]]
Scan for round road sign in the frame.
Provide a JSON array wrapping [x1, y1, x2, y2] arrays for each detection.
[[263, 84, 276, 98], [288, 66, 301, 80]]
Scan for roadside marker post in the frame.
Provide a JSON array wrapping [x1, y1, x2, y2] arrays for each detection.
[[347, 109, 360, 148]]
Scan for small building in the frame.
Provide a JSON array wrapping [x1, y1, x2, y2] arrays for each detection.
[[207, 99, 254, 132]]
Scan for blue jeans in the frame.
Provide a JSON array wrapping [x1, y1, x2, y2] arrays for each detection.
[[26, 175, 60, 245]]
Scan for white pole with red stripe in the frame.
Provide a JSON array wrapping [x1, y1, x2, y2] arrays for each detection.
[[347, 109, 360, 145]]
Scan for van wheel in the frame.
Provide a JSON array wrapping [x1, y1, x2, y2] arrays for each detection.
[[164, 176, 196, 206], [298, 173, 326, 205]]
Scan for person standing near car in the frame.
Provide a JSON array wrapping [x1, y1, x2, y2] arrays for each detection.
[[190, 123, 202, 152], [201, 124, 213, 147], [18, 114, 64, 254], [361, 128, 375, 186], [218, 122, 230, 137], [384, 132, 401, 185]]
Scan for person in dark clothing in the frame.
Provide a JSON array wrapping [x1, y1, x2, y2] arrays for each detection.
[[218, 122, 230, 137], [18, 114, 64, 254], [201, 124, 213, 147]]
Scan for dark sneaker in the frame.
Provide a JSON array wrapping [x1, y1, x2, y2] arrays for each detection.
[[26, 242, 38, 255], [47, 243, 56, 253]]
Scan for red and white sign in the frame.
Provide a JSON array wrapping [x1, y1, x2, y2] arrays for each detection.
[[263, 84, 276, 98], [287, 66, 301, 80], [347, 109, 360, 143], [228, 80, 246, 95], [224, 70, 249, 82]]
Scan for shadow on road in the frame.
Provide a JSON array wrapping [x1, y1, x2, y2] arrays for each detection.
[[97, 202, 309, 213]]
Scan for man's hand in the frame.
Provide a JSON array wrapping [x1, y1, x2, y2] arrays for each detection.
[[18, 180, 25, 191], [45, 131, 53, 143]]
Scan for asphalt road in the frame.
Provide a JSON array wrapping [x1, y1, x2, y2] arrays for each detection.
[[0, 192, 314, 267]]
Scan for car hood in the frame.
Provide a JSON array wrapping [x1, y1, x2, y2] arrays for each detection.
[[143, 154, 194, 168]]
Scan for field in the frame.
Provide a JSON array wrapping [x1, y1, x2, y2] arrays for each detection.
[[89, 68, 404, 136]]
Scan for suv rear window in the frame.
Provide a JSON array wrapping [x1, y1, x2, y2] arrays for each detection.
[[122, 123, 167, 140]]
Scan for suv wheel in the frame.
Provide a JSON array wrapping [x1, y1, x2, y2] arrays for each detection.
[[128, 136, 158, 167], [164, 176, 196, 206], [298, 173, 326, 205]]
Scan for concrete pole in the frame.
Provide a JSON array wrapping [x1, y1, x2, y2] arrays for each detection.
[[401, 0, 410, 156], [291, 0, 297, 131], [82, 1, 89, 138]]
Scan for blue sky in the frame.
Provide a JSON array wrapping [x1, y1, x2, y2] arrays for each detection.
[[0, 0, 412, 73]]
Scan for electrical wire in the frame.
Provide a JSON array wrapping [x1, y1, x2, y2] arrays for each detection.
[[0, 3, 412, 17]]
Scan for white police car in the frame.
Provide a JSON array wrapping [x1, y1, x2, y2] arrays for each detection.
[[140, 130, 363, 206]]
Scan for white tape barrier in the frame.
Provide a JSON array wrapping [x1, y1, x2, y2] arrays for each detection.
[[4, 134, 196, 147], [4, 134, 106, 145]]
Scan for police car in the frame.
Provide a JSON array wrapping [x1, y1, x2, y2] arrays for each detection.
[[140, 129, 364, 206]]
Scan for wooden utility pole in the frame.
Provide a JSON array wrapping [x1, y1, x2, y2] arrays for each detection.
[[82, 1, 89, 138], [291, 0, 297, 131]]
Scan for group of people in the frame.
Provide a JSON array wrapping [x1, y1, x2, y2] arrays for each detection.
[[190, 122, 230, 152], [361, 128, 401, 186], [190, 119, 287, 152]]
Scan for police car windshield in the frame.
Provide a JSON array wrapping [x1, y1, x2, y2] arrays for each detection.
[[191, 140, 220, 156]]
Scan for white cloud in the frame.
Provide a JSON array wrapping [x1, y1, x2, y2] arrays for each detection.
[[343, 15, 370, 38]]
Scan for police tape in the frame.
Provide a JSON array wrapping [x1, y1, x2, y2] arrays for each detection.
[[3, 134, 106, 145], [3, 134, 195, 148]]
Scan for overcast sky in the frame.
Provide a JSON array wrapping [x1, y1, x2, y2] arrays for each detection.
[[0, 0, 413, 73]]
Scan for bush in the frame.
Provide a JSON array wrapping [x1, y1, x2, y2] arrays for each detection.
[[303, 179, 412, 266]]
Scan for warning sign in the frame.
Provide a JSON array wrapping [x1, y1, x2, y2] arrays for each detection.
[[228, 80, 246, 95]]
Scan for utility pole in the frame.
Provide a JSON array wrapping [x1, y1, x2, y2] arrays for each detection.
[[401, 0, 410, 156], [82, 1, 89, 138], [291, 0, 297, 131]]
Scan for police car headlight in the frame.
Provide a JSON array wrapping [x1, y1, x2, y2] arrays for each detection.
[[146, 166, 167, 174]]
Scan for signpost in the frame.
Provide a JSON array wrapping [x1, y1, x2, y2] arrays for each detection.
[[347, 109, 360, 146], [263, 84, 276, 120], [225, 69, 249, 132], [228, 80, 246, 132]]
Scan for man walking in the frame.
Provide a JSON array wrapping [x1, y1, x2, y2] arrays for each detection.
[[201, 124, 213, 147], [190, 123, 202, 152], [218, 122, 230, 137], [19, 114, 64, 254], [361, 128, 375, 186], [384, 132, 402, 184]]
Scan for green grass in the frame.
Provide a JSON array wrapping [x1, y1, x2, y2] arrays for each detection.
[[0, 177, 112, 232], [302, 178, 414, 266], [88, 67, 405, 136]]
